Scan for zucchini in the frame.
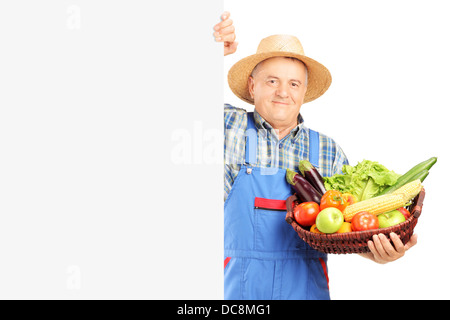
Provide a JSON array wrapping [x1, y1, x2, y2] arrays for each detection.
[[378, 157, 436, 196]]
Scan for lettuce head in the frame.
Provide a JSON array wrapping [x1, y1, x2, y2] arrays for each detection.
[[323, 160, 400, 201]]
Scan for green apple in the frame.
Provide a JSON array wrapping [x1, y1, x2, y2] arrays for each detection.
[[316, 207, 344, 234], [377, 210, 406, 229]]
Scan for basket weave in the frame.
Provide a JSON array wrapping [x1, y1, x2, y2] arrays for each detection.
[[285, 188, 425, 254]]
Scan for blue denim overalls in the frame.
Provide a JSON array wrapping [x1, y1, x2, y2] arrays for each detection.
[[224, 112, 329, 300]]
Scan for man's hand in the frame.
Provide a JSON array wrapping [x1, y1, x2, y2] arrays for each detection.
[[358, 233, 418, 264], [213, 12, 238, 56]]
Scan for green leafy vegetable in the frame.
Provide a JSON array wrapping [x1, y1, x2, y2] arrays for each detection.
[[323, 160, 401, 201]]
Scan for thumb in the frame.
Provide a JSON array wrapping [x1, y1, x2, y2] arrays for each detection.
[[224, 41, 238, 56], [404, 233, 418, 251], [229, 41, 238, 51]]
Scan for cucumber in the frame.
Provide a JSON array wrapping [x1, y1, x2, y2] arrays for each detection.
[[409, 169, 429, 183], [378, 157, 437, 196]]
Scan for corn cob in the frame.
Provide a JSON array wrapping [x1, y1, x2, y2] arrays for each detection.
[[391, 179, 423, 201], [342, 193, 406, 222]]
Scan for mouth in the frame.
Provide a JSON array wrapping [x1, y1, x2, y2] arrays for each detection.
[[272, 101, 289, 106]]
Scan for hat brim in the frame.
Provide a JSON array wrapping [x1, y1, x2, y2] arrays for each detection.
[[228, 51, 332, 104]]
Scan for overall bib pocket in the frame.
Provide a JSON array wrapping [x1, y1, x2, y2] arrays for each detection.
[[253, 197, 303, 252]]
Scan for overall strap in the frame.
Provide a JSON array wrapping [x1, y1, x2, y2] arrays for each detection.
[[245, 112, 257, 165], [308, 129, 320, 168]]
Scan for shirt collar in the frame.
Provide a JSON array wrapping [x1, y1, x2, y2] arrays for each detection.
[[253, 110, 304, 141]]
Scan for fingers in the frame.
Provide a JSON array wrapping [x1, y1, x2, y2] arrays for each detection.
[[366, 240, 378, 262], [390, 232, 406, 255], [214, 12, 232, 31], [213, 12, 235, 42], [369, 234, 390, 263], [367, 232, 418, 264], [215, 25, 236, 42], [368, 233, 405, 264]]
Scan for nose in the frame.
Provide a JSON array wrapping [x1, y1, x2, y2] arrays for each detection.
[[276, 82, 289, 98]]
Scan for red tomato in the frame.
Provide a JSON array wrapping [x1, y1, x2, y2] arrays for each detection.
[[351, 211, 379, 231], [294, 202, 320, 227], [397, 207, 411, 220], [320, 190, 348, 212]]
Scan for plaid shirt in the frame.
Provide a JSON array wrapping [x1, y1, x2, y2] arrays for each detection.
[[224, 104, 349, 201]]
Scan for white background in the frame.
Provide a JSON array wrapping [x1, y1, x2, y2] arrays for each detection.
[[224, 0, 450, 299], [0, 0, 224, 299]]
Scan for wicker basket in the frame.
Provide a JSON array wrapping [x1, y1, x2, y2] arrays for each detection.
[[285, 188, 425, 254]]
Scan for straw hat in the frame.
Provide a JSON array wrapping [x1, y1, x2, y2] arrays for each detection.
[[228, 34, 332, 104]]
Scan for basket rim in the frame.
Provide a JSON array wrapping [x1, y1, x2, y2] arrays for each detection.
[[286, 188, 425, 240]]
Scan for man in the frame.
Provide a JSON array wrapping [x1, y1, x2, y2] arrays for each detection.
[[214, 12, 417, 300]]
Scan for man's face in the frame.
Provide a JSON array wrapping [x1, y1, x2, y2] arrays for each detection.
[[248, 57, 307, 128]]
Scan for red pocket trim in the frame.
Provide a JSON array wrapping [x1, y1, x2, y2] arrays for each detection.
[[224, 257, 231, 269], [254, 197, 287, 211], [319, 257, 329, 290]]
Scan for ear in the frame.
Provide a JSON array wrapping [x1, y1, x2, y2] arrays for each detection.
[[248, 76, 255, 99]]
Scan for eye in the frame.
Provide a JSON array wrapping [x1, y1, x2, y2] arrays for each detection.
[[291, 82, 300, 88], [267, 79, 278, 85]]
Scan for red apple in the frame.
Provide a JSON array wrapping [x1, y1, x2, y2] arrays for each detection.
[[397, 207, 411, 220]]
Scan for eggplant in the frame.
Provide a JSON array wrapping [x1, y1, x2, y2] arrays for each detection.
[[286, 169, 322, 204], [298, 160, 326, 196]]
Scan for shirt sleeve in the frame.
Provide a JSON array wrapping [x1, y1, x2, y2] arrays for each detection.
[[224, 104, 247, 130], [224, 104, 247, 201]]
